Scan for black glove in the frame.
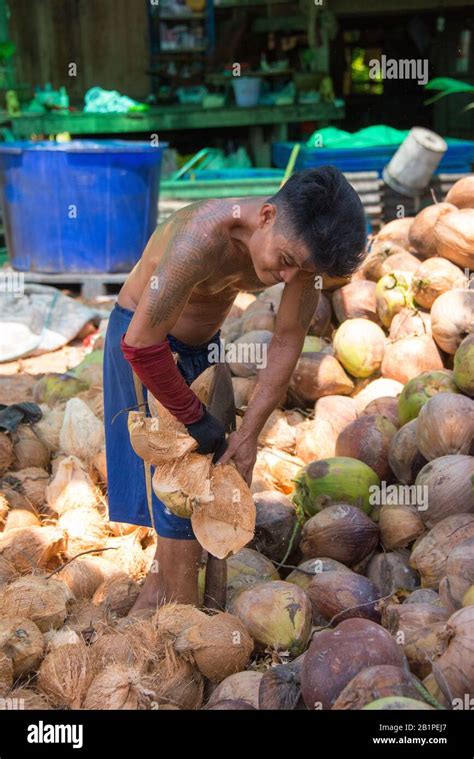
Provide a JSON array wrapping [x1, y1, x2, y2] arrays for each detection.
[[185, 408, 227, 463]]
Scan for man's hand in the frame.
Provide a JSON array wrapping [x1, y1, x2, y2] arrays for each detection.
[[185, 409, 227, 463], [215, 430, 258, 486]]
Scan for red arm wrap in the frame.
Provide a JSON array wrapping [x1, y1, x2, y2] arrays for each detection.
[[120, 335, 204, 425]]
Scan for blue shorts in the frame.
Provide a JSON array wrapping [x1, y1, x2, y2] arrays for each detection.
[[103, 302, 220, 539]]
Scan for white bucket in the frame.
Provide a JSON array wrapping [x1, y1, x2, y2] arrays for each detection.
[[383, 127, 447, 197], [232, 77, 261, 107]]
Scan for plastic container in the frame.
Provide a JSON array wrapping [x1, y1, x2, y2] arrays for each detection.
[[232, 77, 262, 107], [383, 128, 447, 197], [0, 140, 167, 273]]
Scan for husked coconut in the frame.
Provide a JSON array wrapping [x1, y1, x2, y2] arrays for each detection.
[[46, 455, 102, 515], [11, 427, 49, 471], [409, 202, 457, 258], [0, 617, 44, 676], [0, 575, 73, 631], [412, 258, 467, 309], [38, 642, 94, 709], [430, 289, 474, 354]]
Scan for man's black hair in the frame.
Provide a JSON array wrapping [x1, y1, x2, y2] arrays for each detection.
[[268, 165, 368, 277]]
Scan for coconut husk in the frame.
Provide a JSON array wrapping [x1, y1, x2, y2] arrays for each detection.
[[58, 506, 109, 556], [46, 455, 103, 515], [258, 410, 296, 454], [379, 505, 426, 550], [287, 353, 354, 405], [415, 455, 474, 528], [43, 626, 81, 652], [416, 393, 474, 461], [174, 612, 254, 683], [3, 509, 41, 531], [11, 427, 50, 471], [90, 621, 156, 673], [409, 202, 457, 258], [0, 433, 13, 477], [31, 406, 64, 454], [388, 308, 432, 341], [433, 208, 474, 269], [153, 603, 207, 658], [83, 664, 155, 709], [254, 448, 305, 496], [3, 467, 49, 510], [382, 603, 450, 679], [76, 386, 104, 421], [191, 464, 255, 560], [381, 336, 444, 385], [0, 575, 73, 632], [206, 671, 263, 710], [53, 556, 124, 599], [332, 665, 422, 710], [232, 377, 257, 409], [430, 289, 474, 355], [6, 686, 52, 709], [147, 656, 204, 710], [444, 538, 474, 609], [258, 659, 303, 710], [0, 526, 66, 573], [0, 556, 17, 588], [128, 410, 197, 465], [0, 493, 8, 529], [0, 652, 13, 696], [0, 617, 44, 677], [152, 453, 213, 519], [410, 514, 474, 589], [59, 398, 104, 462], [66, 599, 109, 642], [101, 532, 147, 580], [388, 420, 428, 486], [353, 379, 404, 415], [433, 606, 474, 702], [38, 641, 94, 709], [92, 575, 141, 619], [366, 550, 420, 596]]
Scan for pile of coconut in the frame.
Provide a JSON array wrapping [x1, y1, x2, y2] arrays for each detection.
[[0, 176, 473, 711]]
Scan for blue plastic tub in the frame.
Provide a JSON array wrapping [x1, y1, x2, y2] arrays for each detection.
[[272, 139, 474, 176], [0, 140, 168, 274]]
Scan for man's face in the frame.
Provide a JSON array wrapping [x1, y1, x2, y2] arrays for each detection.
[[248, 203, 317, 286]]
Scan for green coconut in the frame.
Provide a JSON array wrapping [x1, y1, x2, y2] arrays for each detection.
[[70, 350, 104, 384], [453, 334, 474, 397], [362, 696, 435, 710], [292, 457, 380, 517], [397, 369, 460, 425], [33, 373, 90, 404], [375, 272, 414, 328], [333, 319, 386, 378], [302, 336, 331, 354]]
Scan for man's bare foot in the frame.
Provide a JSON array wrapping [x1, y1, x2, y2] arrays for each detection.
[[128, 574, 166, 615]]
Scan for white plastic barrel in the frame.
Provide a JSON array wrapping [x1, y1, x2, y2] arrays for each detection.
[[383, 127, 447, 197]]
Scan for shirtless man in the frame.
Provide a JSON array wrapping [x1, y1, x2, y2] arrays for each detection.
[[103, 166, 367, 613]]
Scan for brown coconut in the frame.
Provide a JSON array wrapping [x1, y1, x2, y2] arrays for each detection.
[[0, 652, 13, 696], [353, 378, 404, 415], [308, 292, 332, 337], [32, 405, 64, 454], [433, 207, 474, 270], [415, 393, 474, 460], [444, 538, 474, 609], [366, 550, 420, 596], [335, 414, 397, 480], [307, 570, 382, 624], [147, 657, 203, 710], [258, 658, 303, 711], [10, 427, 50, 471], [0, 433, 13, 477], [90, 622, 156, 673], [232, 377, 257, 409], [332, 280, 379, 323], [3, 467, 49, 510], [410, 514, 474, 589], [412, 258, 467, 310], [300, 503, 379, 566], [206, 671, 263, 710], [53, 556, 124, 599], [433, 606, 474, 702], [430, 289, 474, 354], [381, 335, 443, 384], [445, 175, 474, 209], [6, 686, 51, 709], [287, 353, 354, 405], [376, 217, 415, 250], [332, 665, 422, 710], [409, 202, 457, 258], [388, 308, 432, 340], [46, 455, 102, 515], [258, 410, 296, 453], [0, 526, 66, 573], [92, 575, 141, 618], [361, 397, 400, 428], [250, 491, 299, 563], [0, 575, 73, 632], [415, 455, 474, 528], [382, 603, 450, 679], [388, 419, 428, 485], [0, 617, 44, 677], [83, 663, 154, 710], [379, 505, 425, 550], [362, 240, 409, 282]]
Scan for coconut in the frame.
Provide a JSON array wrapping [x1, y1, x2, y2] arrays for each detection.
[[232, 377, 257, 408], [92, 575, 141, 618], [361, 397, 400, 428], [416, 393, 474, 460], [286, 558, 351, 592], [0, 556, 16, 588], [58, 398, 104, 462], [258, 410, 296, 453], [0, 494, 8, 529], [421, 672, 451, 708], [292, 457, 380, 517], [206, 671, 263, 710], [366, 551, 420, 595], [58, 507, 109, 556], [241, 304, 276, 334], [4, 467, 49, 510], [433, 208, 474, 269], [10, 427, 49, 471], [82, 663, 155, 710], [152, 453, 213, 519], [445, 175, 474, 209], [90, 622, 156, 673], [463, 586, 474, 606], [0, 617, 44, 676], [301, 618, 406, 710], [250, 491, 299, 563], [307, 570, 381, 624], [376, 217, 414, 249], [444, 538, 474, 609], [410, 514, 474, 589], [295, 419, 337, 463], [6, 687, 51, 709], [53, 556, 123, 599], [31, 406, 65, 454], [315, 394, 358, 428], [375, 272, 413, 328], [252, 449, 305, 496], [332, 281, 379, 323], [430, 289, 474, 354], [46, 455, 102, 515], [353, 379, 404, 415], [409, 202, 457, 258], [335, 414, 397, 480], [332, 665, 422, 710], [415, 455, 474, 528], [412, 258, 467, 310], [228, 330, 273, 377], [0, 526, 66, 573], [405, 589, 443, 606], [287, 353, 354, 404], [43, 627, 81, 652], [224, 548, 280, 601], [397, 369, 459, 425], [228, 581, 312, 657], [153, 603, 207, 649], [67, 599, 108, 641], [174, 612, 254, 682], [0, 433, 13, 477], [381, 336, 443, 384], [300, 504, 378, 565], [361, 240, 409, 282], [363, 696, 435, 710], [258, 658, 303, 710], [4, 509, 41, 531], [453, 333, 474, 396], [128, 411, 197, 465], [433, 606, 474, 702], [333, 319, 386, 378], [0, 575, 72, 631], [388, 308, 432, 340], [33, 373, 89, 405], [0, 652, 13, 696], [191, 464, 255, 560], [379, 504, 425, 549], [381, 252, 421, 277], [307, 291, 332, 337], [147, 657, 203, 710]]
